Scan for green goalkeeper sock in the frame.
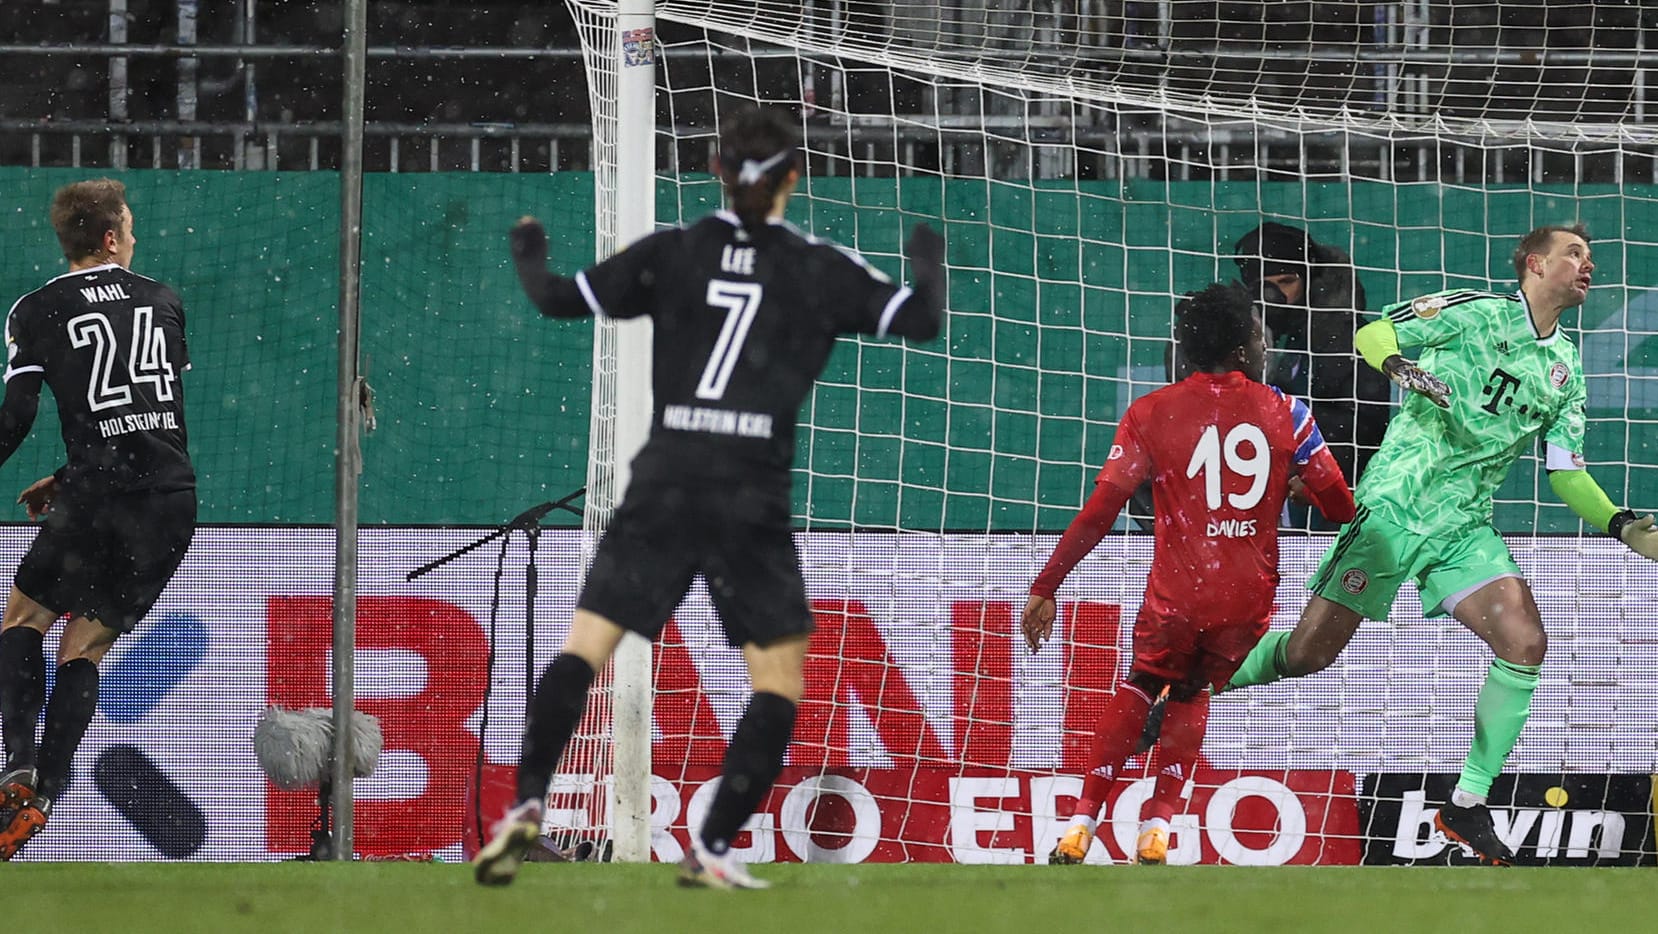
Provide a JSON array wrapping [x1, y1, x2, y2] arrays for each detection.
[[1456, 658, 1540, 800], [1221, 630, 1293, 691]]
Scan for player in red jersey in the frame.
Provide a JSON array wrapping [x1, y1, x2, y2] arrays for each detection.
[[1023, 282, 1356, 865]]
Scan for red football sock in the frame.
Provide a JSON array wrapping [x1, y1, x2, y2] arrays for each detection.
[[1144, 693, 1208, 824], [1074, 683, 1155, 819]]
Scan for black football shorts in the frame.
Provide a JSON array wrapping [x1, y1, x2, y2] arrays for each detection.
[[16, 488, 197, 633], [577, 487, 814, 648]]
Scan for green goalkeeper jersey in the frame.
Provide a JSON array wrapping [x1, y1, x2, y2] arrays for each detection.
[[1356, 289, 1588, 536]]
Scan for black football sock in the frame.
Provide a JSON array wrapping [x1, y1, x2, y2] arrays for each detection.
[[516, 653, 596, 803], [36, 659, 99, 802], [700, 692, 796, 854], [0, 627, 46, 770]]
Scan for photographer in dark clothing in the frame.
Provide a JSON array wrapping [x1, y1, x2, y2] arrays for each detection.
[[1234, 223, 1391, 526], [1132, 223, 1389, 532]]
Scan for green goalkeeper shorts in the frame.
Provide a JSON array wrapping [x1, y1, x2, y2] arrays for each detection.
[[1308, 504, 1522, 621]]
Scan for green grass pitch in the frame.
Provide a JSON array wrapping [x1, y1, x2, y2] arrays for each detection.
[[22, 862, 1658, 933]]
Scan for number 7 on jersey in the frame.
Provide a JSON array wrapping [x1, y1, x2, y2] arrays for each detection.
[[696, 280, 763, 401]]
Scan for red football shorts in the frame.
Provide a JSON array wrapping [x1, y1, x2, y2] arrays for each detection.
[[1129, 610, 1270, 692]]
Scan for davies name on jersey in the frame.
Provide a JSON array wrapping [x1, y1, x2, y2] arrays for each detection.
[[1206, 518, 1260, 538]]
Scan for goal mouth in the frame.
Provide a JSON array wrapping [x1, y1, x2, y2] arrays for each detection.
[[560, 0, 1658, 867]]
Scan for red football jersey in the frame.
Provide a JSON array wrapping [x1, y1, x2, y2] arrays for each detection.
[[1097, 370, 1325, 628]]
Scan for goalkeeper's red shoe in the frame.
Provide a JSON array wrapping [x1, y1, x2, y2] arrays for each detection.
[[1047, 821, 1094, 864], [0, 765, 36, 810], [1434, 802, 1515, 866], [472, 798, 545, 886], [0, 796, 49, 861], [678, 839, 771, 890]]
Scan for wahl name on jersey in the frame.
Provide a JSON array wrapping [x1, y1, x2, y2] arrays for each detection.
[[78, 282, 132, 304]]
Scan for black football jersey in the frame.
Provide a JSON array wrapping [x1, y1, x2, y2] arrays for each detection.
[[4, 263, 194, 494], [576, 210, 919, 495]]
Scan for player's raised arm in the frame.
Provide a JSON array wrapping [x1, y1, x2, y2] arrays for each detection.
[[508, 216, 592, 319], [1354, 316, 1451, 408], [823, 222, 946, 343], [885, 223, 945, 341]]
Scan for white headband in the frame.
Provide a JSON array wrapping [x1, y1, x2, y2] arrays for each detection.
[[735, 148, 793, 185]]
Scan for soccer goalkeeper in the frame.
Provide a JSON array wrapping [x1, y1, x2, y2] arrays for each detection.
[[1224, 223, 1658, 865]]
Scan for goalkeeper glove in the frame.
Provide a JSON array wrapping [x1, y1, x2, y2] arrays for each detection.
[[510, 216, 549, 263], [1383, 354, 1452, 408], [1610, 509, 1658, 561]]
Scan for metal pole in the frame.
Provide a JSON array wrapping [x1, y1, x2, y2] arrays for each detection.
[[243, 0, 260, 168], [177, 0, 199, 168], [7, 40, 1658, 70], [331, 0, 368, 862], [0, 42, 589, 60], [609, 0, 657, 865], [108, 0, 128, 169]]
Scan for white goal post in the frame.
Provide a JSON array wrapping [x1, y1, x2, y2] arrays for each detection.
[[561, 0, 1658, 867]]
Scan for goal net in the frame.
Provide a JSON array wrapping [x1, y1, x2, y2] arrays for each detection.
[[564, 0, 1658, 866]]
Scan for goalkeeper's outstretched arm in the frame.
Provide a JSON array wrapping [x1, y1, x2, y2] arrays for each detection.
[[1548, 466, 1658, 560], [508, 217, 592, 319], [1355, 317, 1451, 407]]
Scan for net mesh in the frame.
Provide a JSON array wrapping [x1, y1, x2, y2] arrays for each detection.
[[563, 0, 1658, 865]]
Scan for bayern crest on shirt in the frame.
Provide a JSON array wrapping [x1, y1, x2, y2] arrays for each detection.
[[1549, 362, 1569, 389]]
